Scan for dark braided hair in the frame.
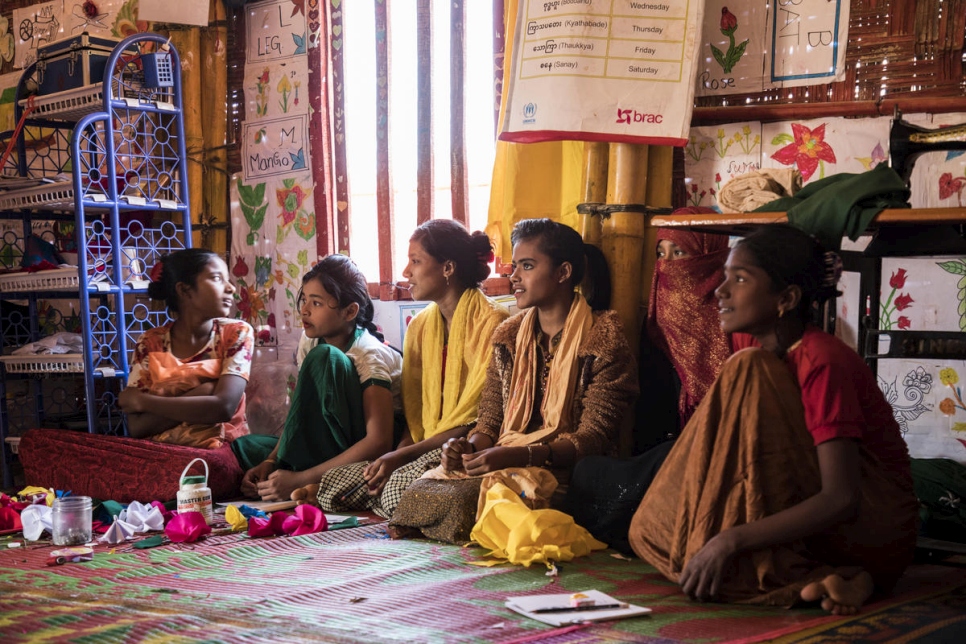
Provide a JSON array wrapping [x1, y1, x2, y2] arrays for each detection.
[[297, 254, 384, 342], [510, 218, 611, 310], [735, 223, 842, 326], [147, 248, 221, 315], [409, 219, 493, 288]]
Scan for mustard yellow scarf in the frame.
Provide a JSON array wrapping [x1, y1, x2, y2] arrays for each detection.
[[403, 288, 509, 442], [498, 295, 594, 447]]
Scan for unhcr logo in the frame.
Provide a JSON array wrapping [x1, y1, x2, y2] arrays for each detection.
[[523, 103, 537, 123]]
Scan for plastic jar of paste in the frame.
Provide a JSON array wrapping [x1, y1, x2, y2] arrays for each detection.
[[177, 458, 213, 524], [52, 496, 93, 546]]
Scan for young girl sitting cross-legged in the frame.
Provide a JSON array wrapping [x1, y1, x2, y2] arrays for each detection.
[[238, 254, 402, 501], [292, 219, 509, 516], [629, 223, 918, 614], [119, 248, 254, 449]]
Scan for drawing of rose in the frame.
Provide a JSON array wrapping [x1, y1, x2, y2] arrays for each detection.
[[938, 172, 966, 205], [710, 7, 749, 74], [890, 268, 908, 289]]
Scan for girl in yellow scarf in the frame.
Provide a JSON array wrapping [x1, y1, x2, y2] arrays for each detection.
[[299, 220, 509, 517], [389, 219, 638, 544]]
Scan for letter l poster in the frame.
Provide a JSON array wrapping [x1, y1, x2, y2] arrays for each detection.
[[501, 0, 706, 146]]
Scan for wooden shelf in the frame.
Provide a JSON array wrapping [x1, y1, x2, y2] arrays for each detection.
[[648, 208, 966, 236]]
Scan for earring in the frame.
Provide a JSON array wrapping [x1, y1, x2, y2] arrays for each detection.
[[445, 275, 450, 286], [778, 307, 785, 319]]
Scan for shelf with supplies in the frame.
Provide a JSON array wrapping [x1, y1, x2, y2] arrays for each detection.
[[0, 32, 192, 488]]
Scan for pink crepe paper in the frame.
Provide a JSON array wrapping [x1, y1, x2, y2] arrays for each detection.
[[165, 512, 211, 543], [247, 506, 328, 538], [282, 504, 328, 536], [150, 501, 174, 523]]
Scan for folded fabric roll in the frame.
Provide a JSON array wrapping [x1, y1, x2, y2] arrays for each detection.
[[718, 168, 802, 213]]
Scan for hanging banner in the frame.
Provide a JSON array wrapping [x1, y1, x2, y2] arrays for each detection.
[[500, 0, 705, 146]]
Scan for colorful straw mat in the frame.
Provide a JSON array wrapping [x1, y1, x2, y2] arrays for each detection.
[[1, 523, 964, 643]]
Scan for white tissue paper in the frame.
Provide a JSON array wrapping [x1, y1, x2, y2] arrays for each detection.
[[21, 504, 53, 541], [118, 501, 165, 532], [98, 517, 139, 544]]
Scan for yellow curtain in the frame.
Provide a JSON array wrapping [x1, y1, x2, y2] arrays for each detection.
[[486, 0, 585, 261]]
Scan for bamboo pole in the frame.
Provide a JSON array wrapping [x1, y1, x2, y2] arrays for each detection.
[[168, 28, 204, 247], [602, 143, 648, 351], [200, 0, 228, 254], [641, 145, 673, 306], [578, 141, 607, 247]]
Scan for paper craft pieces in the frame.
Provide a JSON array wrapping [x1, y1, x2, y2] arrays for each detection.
[[98, 517, 138, 544], [20, 504, 53, 541], [165, 512, 212, 543], [118, 501, 165, 532], [247, 505, 328, 537], [46, 546, 94, 567], [224, 505, 248, 532]]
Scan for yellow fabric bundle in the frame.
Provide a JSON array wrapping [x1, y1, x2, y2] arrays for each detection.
[[470, 482, 606, 567], [403, 288, 509, 442]]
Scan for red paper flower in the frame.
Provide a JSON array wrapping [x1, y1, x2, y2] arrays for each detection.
[[894, 293, 914, 311], [897, 316, 911, 330], [720, 7, 738, 34], [770, 123, 837, 181], [889, 268, 908, 289]]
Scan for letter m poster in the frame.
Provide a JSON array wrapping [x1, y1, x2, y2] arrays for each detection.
[[500, 0, 705, 146]]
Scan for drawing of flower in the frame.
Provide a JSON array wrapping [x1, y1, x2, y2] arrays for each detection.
[[713, 128, 734, 158], [771, 123, 837, 181], [855, 142, 887, 171], [939, 367, 966, 418], [232, 256, 250, 278], [686, 135, 709, 162], [880, 267, 913, 331], [936, 259, 966, 331], [278, 74, 292, 113], [894, 293, 914, 311], [276, 179, 308, 226], [710, 7, 749, 74], [938, 172, 966, 206], [890, 268, 908, 289], [941, 367, 960, 387], [736, 125, 760, 155], [112, 0, 149, 39], [237, 179, 268, 246], [255, 68, 271, 117]]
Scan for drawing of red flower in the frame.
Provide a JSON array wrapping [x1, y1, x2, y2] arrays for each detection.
[[897, 316, 911, 330], [771, 123, 837, 181], [233, 257, 249, 278], [276, 181, 307, 226], [720, 7, 738, 34], [890, 268, 907, 289], [894, 293, 914, 311], [939, 172, 965, 202]]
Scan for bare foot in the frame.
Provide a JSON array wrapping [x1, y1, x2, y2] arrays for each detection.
[[291, 483, 320, 506], [800, 570, 874, 615]]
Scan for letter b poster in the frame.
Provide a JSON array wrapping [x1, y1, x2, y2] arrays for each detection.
[[500, 0, 705, 146]]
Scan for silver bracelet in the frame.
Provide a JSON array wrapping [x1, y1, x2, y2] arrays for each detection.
[[526, 445, 533, 467]]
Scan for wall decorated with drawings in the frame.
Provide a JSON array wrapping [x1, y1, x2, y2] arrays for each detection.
[[230, 0, 316, 364]]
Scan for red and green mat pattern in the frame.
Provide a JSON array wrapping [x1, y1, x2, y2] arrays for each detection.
[[1, 523, 964, 643]]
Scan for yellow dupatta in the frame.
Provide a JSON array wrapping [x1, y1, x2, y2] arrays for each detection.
[[497, 294, 594, 447], [403, 288, 509, 442]]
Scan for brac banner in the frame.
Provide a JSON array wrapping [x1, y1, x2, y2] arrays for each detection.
[[500, 0, 705, 146]]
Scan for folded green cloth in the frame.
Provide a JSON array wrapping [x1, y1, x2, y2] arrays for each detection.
[[755, 163, 910, 250]]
